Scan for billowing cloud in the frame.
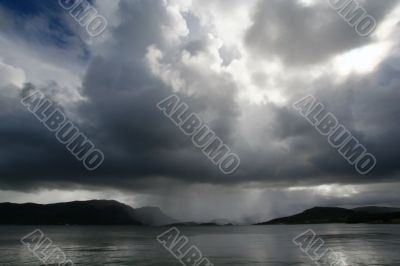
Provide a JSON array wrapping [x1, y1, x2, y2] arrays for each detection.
[[0, 0, 400, 221]]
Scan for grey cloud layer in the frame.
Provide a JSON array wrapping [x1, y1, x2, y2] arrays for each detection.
[[246, 0, 397, 65], [0, 0, 399, 193]]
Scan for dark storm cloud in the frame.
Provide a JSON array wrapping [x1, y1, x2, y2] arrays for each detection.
[[239, 56, 400, 185], [0, 0, 240, 191], [245, 0, 397, 65], [0, 0, 399, 194], [0, 84, 89, 190], [75, 0, 240, 182]]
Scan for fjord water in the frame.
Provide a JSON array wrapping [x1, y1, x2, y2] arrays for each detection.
[[0, 224, 399, 265]]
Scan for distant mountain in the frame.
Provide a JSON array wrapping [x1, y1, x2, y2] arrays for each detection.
[[131, 207, 179, 226], [257, 206, 400, 225], [167, 222, 220, 226], [167, 218, 236, 227], [0, 200, 179, 226], [3, 201, 399, 226], [257, 207, 354, 224], [209, 218, 235, 226]]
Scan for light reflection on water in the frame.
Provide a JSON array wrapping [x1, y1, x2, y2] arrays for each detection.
[[0, 224, 399, 265]]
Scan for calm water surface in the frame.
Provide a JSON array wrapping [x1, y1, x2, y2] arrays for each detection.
[[0, 224, 399, 265]]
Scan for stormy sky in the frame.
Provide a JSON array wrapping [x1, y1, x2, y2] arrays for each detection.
[[0, 0, 400, 223]]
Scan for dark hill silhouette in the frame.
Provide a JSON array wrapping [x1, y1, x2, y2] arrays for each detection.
[[257, 206, 400, 225], [0, 200, 179, 226]]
